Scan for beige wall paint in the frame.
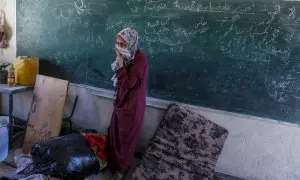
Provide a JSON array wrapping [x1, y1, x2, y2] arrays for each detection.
[[3, 0, 300, 179]]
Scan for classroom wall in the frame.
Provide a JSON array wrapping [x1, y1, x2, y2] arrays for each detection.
[[2, 0, 300, 179], [0, 0, 15, 114]]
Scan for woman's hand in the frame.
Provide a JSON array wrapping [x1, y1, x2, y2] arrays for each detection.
[[115, 47, 124, 68]]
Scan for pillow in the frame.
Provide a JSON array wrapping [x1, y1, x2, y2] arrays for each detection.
[[132, 103, 229, 180]]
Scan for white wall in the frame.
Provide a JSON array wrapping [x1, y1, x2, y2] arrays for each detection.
[[81, 87, 300, 180], [3, 0, 300, 179], [0, 0, 16, 114]]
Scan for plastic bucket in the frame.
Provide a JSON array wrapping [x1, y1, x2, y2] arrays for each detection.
[[0, 116, 8, 162]]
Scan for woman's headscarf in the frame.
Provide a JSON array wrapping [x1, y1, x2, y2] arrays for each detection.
[[117, 27, 139, 60], [111, 27, 139, 87]]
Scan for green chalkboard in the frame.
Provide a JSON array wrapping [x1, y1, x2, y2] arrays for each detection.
[[17, 0, 300, 123]]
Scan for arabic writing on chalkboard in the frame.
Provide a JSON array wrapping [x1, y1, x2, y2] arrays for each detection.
[[17, 0, 300, 123]]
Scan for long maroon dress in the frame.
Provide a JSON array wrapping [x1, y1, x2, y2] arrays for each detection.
[[108, 49, 148, 173]]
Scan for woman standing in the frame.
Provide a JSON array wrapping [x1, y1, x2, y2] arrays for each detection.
[[108, 28, 148, 180]]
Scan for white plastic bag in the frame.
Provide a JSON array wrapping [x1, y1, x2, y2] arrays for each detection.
[[14, 149, 33, 174], [19, 174, 48, 180]]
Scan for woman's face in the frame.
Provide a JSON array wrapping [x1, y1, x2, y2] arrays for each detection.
[[116, 36, 128, 50]]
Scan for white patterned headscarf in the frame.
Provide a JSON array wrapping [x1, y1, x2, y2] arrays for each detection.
[[111, 27, 139, 87]]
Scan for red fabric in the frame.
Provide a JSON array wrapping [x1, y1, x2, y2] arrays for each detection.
[[108, 49, 148, 173], [82, 132, 108, 161]]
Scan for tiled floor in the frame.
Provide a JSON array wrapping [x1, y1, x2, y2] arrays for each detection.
[[0, 150, 25, 179]]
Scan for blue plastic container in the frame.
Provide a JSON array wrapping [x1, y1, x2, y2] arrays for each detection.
[[0, 116, 8, 162]]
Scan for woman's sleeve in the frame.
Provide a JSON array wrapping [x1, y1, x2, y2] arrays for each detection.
[[116, 57, 146, 90]]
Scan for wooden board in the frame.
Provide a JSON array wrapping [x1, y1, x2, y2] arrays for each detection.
[[22, 75, 69, 154]]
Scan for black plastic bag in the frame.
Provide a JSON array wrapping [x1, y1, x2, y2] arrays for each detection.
[[30, 133, 100, 180]]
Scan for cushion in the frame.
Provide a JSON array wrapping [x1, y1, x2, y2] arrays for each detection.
[[132, 103, 229, 180]]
